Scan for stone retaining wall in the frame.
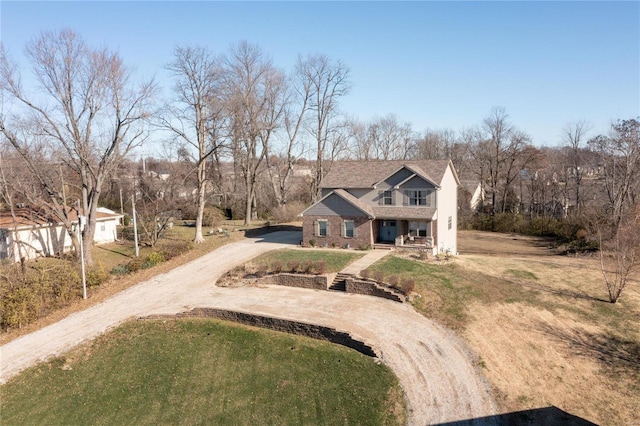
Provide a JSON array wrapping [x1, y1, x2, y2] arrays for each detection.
[[142, 308, 378, 357], [259, 272, 331, 290], [345, 279, 404, 303]]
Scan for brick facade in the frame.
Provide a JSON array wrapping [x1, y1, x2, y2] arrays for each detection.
[[302, 216, 372, 248]]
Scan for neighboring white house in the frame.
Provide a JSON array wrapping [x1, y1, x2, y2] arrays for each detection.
[[0, 208, 123, 263]]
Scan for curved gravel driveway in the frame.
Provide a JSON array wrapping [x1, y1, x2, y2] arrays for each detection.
[[0, 231, 496, 425]]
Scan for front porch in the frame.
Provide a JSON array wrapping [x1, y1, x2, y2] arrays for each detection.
[[373, 219, 434, 249]]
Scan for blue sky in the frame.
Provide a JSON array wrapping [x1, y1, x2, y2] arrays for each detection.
[[1, 1, 638, 148]]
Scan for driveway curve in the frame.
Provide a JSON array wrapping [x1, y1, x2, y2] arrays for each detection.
[[0, 231, 496, 425]]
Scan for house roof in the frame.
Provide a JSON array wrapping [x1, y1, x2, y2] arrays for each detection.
[[371, 206, 437, 220], [321, 160, 454, 189], [0, 208, 122, 230], [299, 189, 375, 218], [333, 189, 375, 218]]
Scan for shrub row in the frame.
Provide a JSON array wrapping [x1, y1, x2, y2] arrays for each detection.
[[1, 261, 108, 330], [467, 212, 601, 253], [247, 260, 328, 278], [111, 240, 192, 275], [359, 270, 415, 295], [2, 239, 193, 331]]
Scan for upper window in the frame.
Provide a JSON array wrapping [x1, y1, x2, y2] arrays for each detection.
[[383, 190, 393, 205], [407, 190, 429, 206]]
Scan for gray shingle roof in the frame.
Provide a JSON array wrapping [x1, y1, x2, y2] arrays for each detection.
[[371, 206, 437, 220], [332, 189, 375, 218], [321, 160, 452, 189]]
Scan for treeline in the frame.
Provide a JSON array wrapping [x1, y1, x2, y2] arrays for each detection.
[[1, 30, 638, 274]]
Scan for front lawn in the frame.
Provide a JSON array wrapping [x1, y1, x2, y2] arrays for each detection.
[[1, 319, 404, 425], [251, 249, 365, 274]]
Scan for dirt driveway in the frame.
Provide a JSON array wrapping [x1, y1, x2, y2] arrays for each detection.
[[1, 231, 496, 425]]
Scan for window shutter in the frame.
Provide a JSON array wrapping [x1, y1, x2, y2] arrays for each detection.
[[353, 222, 357, 237], [378, 190, 384, 205], [391, 190, 395, 205], [403, 190, 409, 206], [326, 221, 331, 236], [314, 220, 319, 236], [341, 221, 345, 237]]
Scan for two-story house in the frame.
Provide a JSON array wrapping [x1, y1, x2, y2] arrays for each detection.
[[300, 160, 459, 255]]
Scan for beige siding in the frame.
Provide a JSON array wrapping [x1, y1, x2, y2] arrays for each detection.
[[435, 165, 458, 254]]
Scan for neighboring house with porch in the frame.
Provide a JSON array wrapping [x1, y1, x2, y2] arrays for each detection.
[[300, 160, 459, 255], [0, 207, 123, 263]]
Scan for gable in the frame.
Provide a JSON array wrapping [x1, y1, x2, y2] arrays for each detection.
[[302, 193, 370, 217], [398, 175, 436, 190], [381, 168, 415, 187]]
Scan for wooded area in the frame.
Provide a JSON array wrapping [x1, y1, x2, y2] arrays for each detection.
[[1, 30, 638, 301]]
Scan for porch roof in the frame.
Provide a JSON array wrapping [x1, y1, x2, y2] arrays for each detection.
[[371, 206, 436, 220]]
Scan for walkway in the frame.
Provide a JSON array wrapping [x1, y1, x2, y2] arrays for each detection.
[[0, 233, 496, 425], [339, 248, 392, 275]]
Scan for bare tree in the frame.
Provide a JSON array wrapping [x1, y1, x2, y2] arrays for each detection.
[[416, 128, 456, 160], [267, 62, 312, 210], [225, 41, 286, 225], [296, 54, 351, 200], [369, 114, 415, 160], [345, 117, 373, 160], [589, 118, 640, 233], [0, 30, 155, 265], [161, 46, 225, 243], [134, 170, 176, 248], [0, 151, 28, 271], [562, 120, 592, 214], [479, 107, 532, 215], [597, 208, 640, 303]]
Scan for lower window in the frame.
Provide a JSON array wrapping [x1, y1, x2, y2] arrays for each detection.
[[317, 220, 328, 237], [344, 220, 355, 238], [408, 221, 430, 237]]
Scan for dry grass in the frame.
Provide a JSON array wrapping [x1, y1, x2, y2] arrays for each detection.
[[368, 230, 639, 424], [0, 223, 248, 345], [455, 231, 640, 425]]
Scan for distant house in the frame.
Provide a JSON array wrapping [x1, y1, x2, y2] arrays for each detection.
[[0, 208, 123, 263], [458, 179, 485, 212], [300, 160, 459, 255]]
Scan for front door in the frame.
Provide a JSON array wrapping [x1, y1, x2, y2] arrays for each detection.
[[379, 220, 397, 242]]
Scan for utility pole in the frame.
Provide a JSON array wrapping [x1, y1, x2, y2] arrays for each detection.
[[131, 195, 139, 258], [119, 185, 124, 215]]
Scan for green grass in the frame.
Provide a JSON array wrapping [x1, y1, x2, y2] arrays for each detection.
[[93, 224, 238, 272], [1, 319, 404, 425], [506, 269, 539, 281], [365, 256, 544, 330], [252, 249, 365, 274]]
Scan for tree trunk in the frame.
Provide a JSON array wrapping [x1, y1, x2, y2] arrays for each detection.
[[194, 162, 207, 243]]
